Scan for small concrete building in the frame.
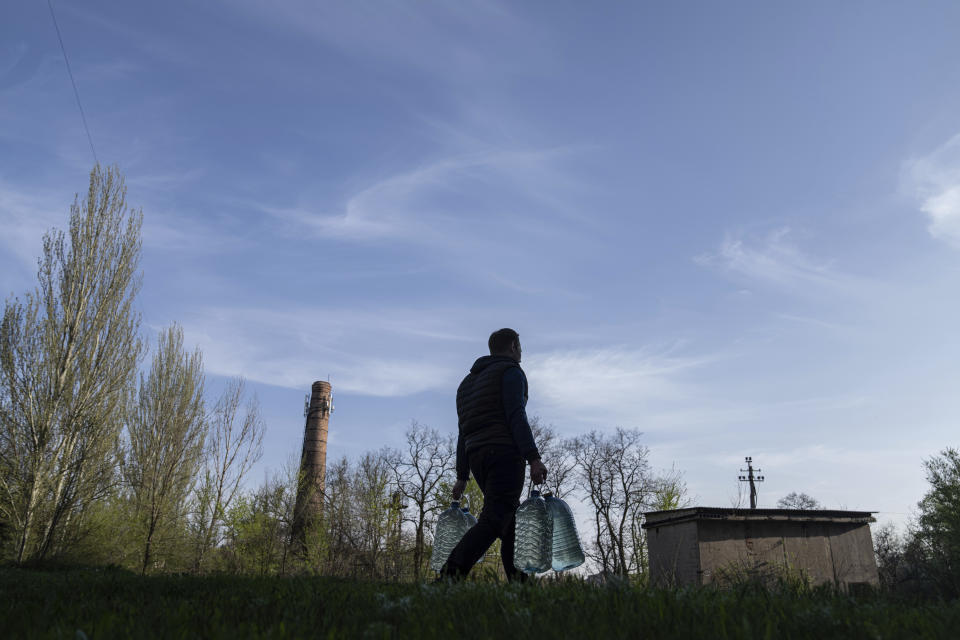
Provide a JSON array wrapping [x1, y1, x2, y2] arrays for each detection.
[[643, 507, 879, 589]]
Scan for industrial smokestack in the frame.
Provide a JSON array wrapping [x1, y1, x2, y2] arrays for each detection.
[[292, 380, 332, 550]]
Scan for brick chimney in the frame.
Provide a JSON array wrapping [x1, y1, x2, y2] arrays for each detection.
[[292, 380, 332, 550]]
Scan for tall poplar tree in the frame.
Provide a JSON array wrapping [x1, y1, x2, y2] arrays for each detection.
[[0, 166, 143, 563], [125, 324, 206, 574]]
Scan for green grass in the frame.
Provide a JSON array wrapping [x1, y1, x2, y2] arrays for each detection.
[[2, 568, 958, 639]]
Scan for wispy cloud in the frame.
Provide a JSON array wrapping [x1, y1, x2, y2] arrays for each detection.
[[262, 160, 453, 241], [774, 312, 853, 333], [0, 170, 243, 271], [643, 392, 871, 434], [256, 142, 595, 303], [126, 168, 206, 191], [261, 149, 580, 245], [0, 41, 51, 92], [695, 228, 870, 296], [0, 180, 70, 281], [178, 304, 716, 412], [227, 0, 545, 84], [63, 5, 199, 70], [127, 170, 257, 254], [177, 305, 474, 396], [905, 132, 960, 247], [526, 345, 713, 428], [141, 206, 252, 254]]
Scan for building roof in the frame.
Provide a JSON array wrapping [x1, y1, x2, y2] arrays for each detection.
[[642, 506, 876, 529]]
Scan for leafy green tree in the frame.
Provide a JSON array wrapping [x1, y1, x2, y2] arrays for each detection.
[[913, 447, 960, 596], [220, 473, 293, 576], [0, 165, 143, 563], [351, 451, 393, 578], [124, 324, 205, 574], [873, 522, 908, 591], [458, 477, 484, 518], [317, 456, 352, 575], [66, 489, 141, 568], [651, 466, 689, 512]]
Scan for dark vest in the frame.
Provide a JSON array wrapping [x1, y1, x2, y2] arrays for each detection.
[[456, 356, 522, 453]]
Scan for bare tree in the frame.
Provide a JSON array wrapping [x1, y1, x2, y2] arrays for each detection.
[[125, 324, 206, 574], [387, 421, 455, 579], [776, 492, 821, 510], [570, 428, 660, 577], [192, 378, 265, 572], [729, 479, 748, 509], [0, 166, 143, 563], [528, 417, 577, 499]]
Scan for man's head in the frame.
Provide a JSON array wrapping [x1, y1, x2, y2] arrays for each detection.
[[488, 328, 521, 362]]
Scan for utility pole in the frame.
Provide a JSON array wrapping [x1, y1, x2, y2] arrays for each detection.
[[738, 456, 764, 509]]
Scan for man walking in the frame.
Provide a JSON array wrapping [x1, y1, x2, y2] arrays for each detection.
[[441, 328, 548, 580]]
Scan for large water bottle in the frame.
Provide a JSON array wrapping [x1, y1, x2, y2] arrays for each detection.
[[429, 501, 475, 572], [461, 507, 483, 564], [544, 492, 585, 572], [513, 490, 552, 574]]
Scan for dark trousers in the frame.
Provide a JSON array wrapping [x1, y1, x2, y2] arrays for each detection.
[[444, 446, 526, 580]]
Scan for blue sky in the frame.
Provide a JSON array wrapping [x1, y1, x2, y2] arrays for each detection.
[[4, 1, 960, 529]]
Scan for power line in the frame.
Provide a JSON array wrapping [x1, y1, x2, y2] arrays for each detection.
[[47, 0, 98, 166]]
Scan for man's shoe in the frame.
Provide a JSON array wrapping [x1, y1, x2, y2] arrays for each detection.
[[434, 562, 466, 583]]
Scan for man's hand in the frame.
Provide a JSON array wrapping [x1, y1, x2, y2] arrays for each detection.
[[530, 459, 548, 485], [452, 479, 467, 500]]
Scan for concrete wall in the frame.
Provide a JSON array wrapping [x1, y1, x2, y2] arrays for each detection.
[[646, 513, 879, 589], [647, 520, 700, 586], [699, 520, 827, 585], [816, 522, 879, 586]]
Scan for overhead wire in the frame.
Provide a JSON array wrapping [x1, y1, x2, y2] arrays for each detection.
[[47, 0, 98, 166]]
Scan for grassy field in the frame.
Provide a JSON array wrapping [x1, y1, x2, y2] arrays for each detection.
[[2, 567, 958, 639]]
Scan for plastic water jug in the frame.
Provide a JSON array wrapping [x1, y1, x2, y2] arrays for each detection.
[[461, 507, 483, 564], [429, 501, 475, 572], [514, 490, 552, 574], [544, 492, 585, 572]]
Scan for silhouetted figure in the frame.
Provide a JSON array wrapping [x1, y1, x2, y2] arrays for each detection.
[[440, 328, 548, 581]]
